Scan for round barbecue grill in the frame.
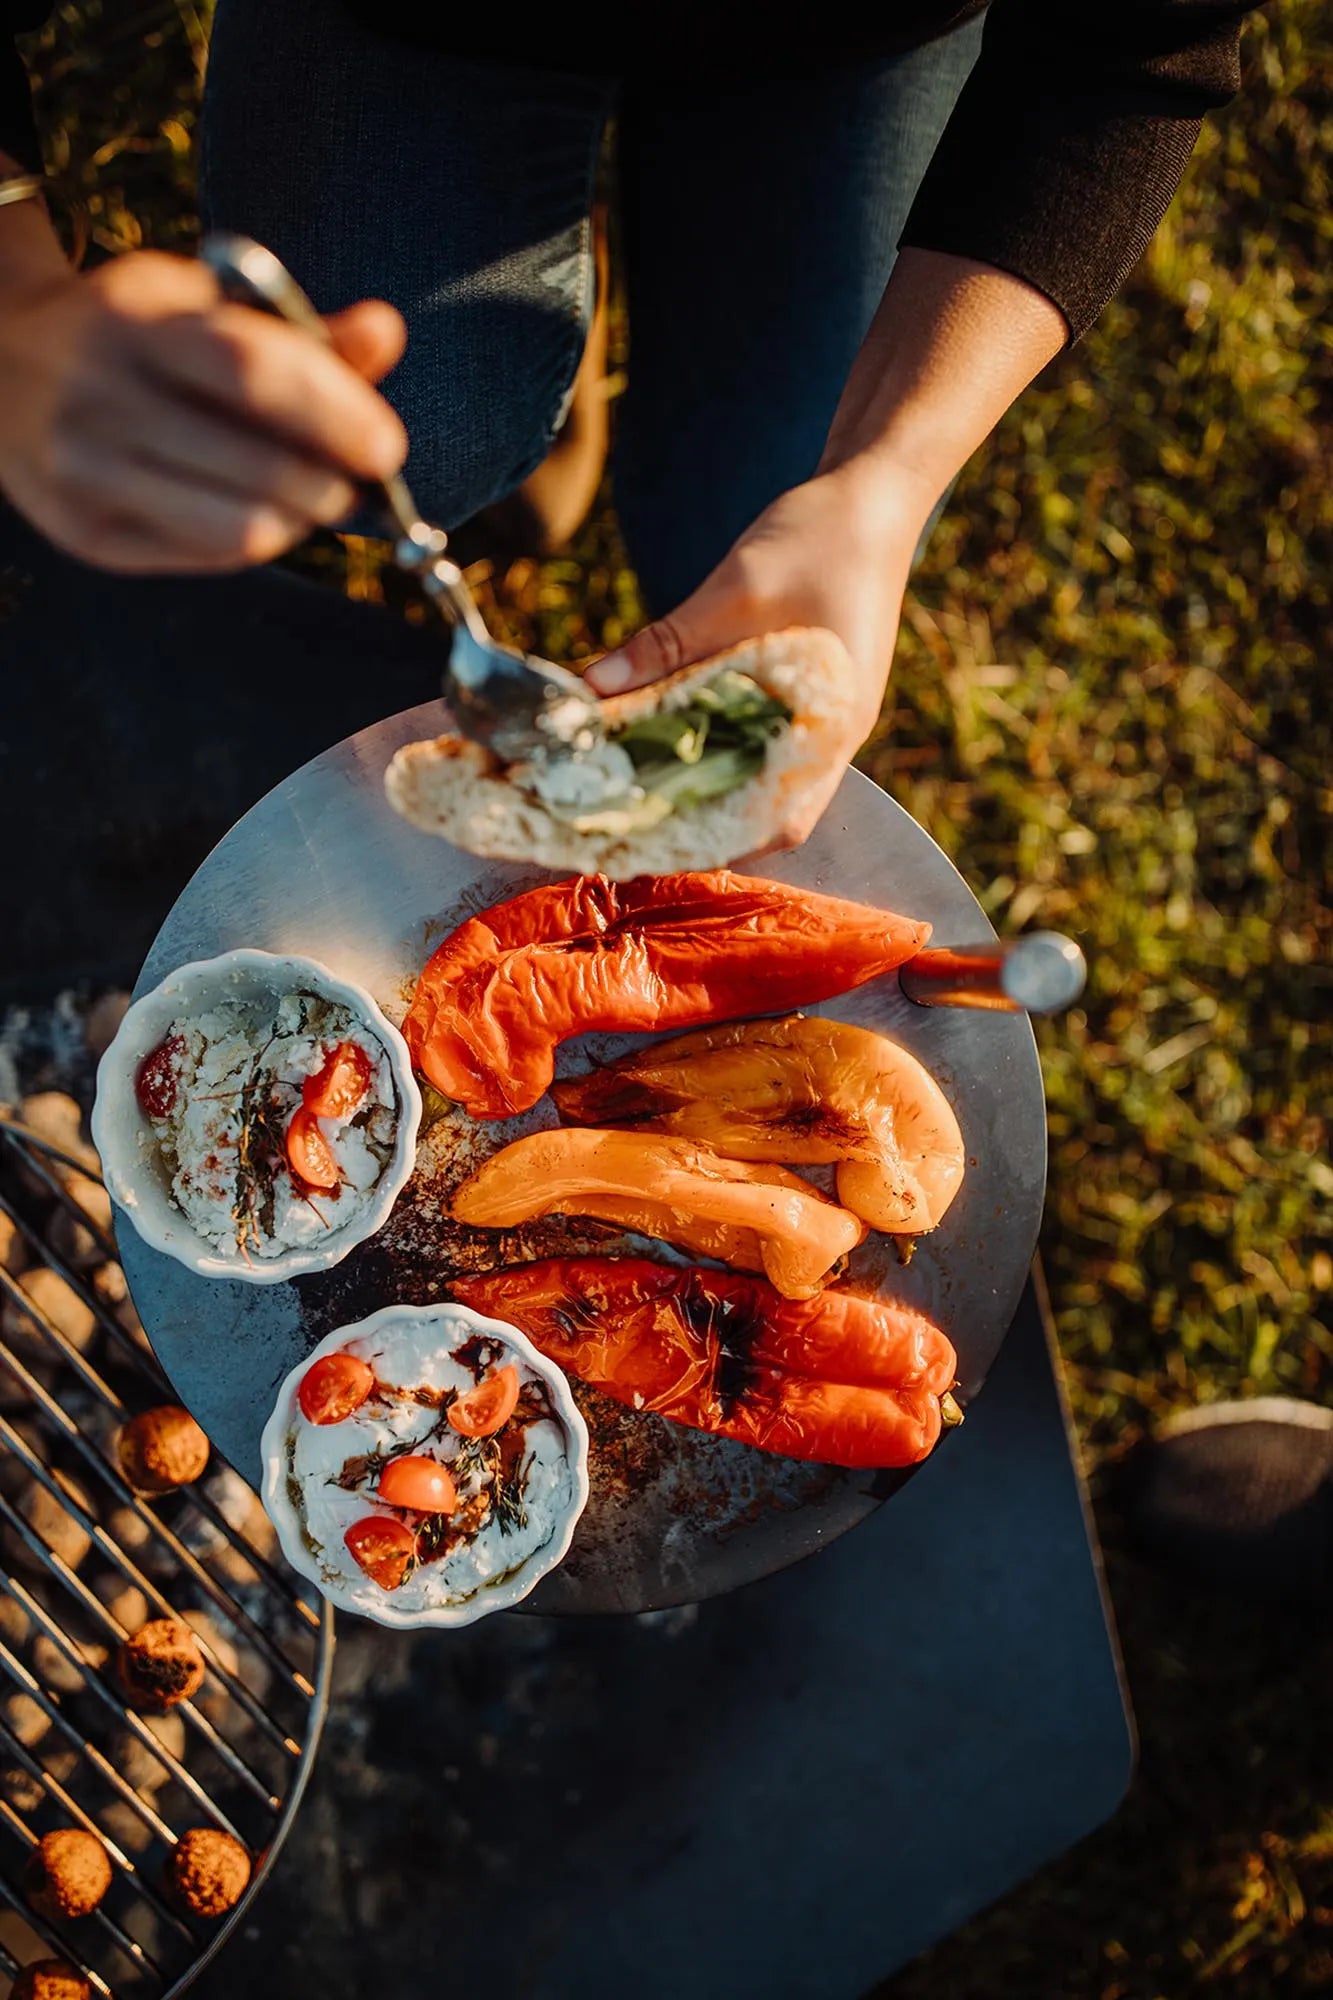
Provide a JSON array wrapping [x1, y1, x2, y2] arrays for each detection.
[[0, 1114, 332, 1998]]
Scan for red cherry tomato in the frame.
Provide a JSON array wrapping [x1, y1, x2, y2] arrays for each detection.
[[344, 1515, 417, 1591], [298, 1352, 375, 1426], [285, 1106, 340, 1191], [447, 1365, 521, 1439], [377, 1455, 458, 1515], [135, 1035, 184, 1120], [303, 1041, 374, 1119]]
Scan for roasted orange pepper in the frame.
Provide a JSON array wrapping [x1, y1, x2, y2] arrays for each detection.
[[450, 1128, 865, 1298], [553, 1013, 966, 1233], [403, 871, 930, 1119], [452, 1258, 959, 1470]]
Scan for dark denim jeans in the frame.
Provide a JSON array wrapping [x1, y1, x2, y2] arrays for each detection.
[[201, 0, 981, 611]]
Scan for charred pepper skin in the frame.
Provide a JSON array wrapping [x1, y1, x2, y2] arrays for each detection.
[[452, 1258, 958, 1471], [403, 870, 931, 1119]]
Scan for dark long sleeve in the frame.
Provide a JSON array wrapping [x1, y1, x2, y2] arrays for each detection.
[[1, 3, 48, 168], [900, 1, 1253, 339]]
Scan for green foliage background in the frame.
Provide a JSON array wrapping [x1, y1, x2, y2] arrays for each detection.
[[19, 3, 1333, 1992]]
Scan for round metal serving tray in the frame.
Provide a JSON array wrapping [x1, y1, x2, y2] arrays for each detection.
[[117, 701, 1047, 1615]]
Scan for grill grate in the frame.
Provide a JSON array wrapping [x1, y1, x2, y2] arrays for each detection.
[[0, 1117, 332, 1997]]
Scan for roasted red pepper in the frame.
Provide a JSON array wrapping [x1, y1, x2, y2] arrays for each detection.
[[404, 871, 930, 1119], [452, 1258, 958, 1470]]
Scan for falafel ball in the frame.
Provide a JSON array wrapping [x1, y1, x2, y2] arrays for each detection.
[[165, 1827, 251, 1917], [11, 1960, 92, 2000], [117, 1406, 210, 1494], [117, 1617, 205, 1712], [26, 1828, 112, 1919]]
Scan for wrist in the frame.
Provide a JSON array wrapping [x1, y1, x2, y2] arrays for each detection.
[[0, 162, 70, 294], [812, 452, 940, 548]]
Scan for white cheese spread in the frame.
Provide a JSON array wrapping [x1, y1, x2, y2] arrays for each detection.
[[143, 990, 399, 1259], [279, 1307, 583, 1618]]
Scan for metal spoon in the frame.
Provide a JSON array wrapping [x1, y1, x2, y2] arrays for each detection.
[[899, 932, 1086, 1014], [199, 232, 604, 765]]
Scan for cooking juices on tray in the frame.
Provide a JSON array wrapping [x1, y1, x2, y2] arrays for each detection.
[[261, 1305, 589, 1625]]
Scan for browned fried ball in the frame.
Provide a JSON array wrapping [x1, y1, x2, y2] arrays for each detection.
[[26, 1827, 112, 1919], [11, 1960, 91, 2000], [117, 1617, 205, 1713], [117, 1405, 210, 1494], [165, 1827, 251, 1918]]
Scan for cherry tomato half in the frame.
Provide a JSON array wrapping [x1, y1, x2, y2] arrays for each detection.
[[344, 1515, 417, 1591], [303, 1041, 373, 1120], [285, 1106, 340, 1191], [447, 1365, 521, 1439], [135, 1035, 184, 1120], [298, 1352, 375, 1426], [377, 1455, 458, 1515]]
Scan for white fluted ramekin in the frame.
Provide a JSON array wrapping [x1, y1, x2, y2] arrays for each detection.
[[260, 1304, 590, 1626]]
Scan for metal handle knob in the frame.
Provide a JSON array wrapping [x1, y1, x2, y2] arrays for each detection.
[[899, 932, 1086, 1015]]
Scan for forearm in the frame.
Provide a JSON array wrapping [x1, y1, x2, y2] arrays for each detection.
[[817, 246, 1067, 522]]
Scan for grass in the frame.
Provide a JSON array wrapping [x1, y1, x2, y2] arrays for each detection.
[[18, 3, 1333, 1992]]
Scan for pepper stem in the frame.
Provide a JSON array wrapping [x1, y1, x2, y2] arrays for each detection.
[[939, 1390, 964, 1429]]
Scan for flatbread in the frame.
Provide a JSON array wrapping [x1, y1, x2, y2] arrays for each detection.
[[383, 628, 861, 877]]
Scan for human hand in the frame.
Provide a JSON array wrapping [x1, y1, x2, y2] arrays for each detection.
[[584, 466, 936, 848], [0, 246, 407, 573]]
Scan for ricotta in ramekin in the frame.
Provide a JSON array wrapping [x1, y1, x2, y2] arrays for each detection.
[[93, 951, 421, 1283], [144, 992, 394, 1256], [260, 1304, 590, 1626]]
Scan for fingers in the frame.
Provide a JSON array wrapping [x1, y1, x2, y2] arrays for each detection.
[[325, 299, 408, 384], [133, 300, 408, 484], [585, 556, 758, 696], [73, 452, 314, 573], [585, 595, 729, 694], [77, 377, 359, 526], [585, 620, 683, 694]]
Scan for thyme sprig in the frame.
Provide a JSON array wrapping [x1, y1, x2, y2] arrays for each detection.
[[328, 1433, 419, 1491], [232, 1034, 297, 1257]]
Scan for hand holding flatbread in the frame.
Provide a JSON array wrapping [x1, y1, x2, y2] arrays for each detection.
[[384, 627, 862, 877]]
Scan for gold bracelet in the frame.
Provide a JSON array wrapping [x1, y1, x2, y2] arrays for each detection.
[[0, 174, 44, 211]]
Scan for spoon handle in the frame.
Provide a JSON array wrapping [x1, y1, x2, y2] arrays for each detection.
[[899, 932, 1086, 1015]]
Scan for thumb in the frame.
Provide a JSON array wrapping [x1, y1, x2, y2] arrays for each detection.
[[585, 579, 739, 696], [324, 299, 408, 384]]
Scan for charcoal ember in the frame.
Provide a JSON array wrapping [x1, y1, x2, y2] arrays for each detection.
[[103, 1507, 157, 1561], [101, 1582, 151, 1636], [0, 1207, 27, 1275], [2, 1692, 50, 1751], [0, 1356, 56, 1412], [5, 1468, 96, 1573], [1, 1268, 97, 1359], [84, 992, 130, 1060], [29, 1632, 104, 1696], [90, 1261, 128, 1308], [0, 1594, 31, 1648], [110, 1709, 186, 1794], [99, 1799, 157, 1856], [13, 1093, 98, 1196], [49, 1207, 103, 1271]]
